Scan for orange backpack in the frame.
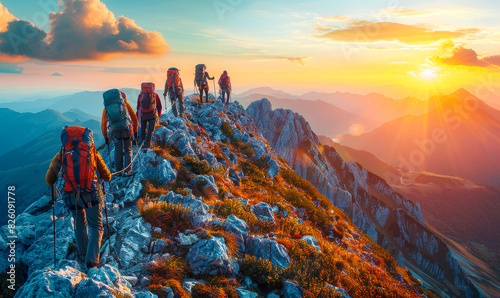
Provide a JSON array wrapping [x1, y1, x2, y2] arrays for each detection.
[[167, 68, 180, 88], [60, 126, 98, 193]]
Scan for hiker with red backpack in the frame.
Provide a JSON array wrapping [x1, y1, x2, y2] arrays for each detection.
[[46, 126, 111, 269], [194, 64, 214, 104], [137, 83, 162, 150], [163, 67, 185, 118], [218, 70, 232, 104], [101, 90, 138, 176]]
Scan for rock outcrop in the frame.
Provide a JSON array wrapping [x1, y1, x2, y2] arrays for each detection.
[[247, 98, 480, 298]]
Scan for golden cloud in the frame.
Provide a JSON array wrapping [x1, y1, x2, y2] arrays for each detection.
[[320, 21, 477, 45], [0, 2, 16, 32], [432, 43, 500, 68], [0, 0, 168, 61]]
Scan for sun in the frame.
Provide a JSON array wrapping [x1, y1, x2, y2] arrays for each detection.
[[420, 68, 438, 81]]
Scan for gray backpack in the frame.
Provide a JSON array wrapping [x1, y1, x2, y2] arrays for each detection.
[[103, 89, 132, 138]]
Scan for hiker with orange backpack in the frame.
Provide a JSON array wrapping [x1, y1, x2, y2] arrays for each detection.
[[101, 90, 138, 176], [194, 64, 214, 104], [137, 83, 162, 150], [163, 67, 185, 118], [218, 70, 232, 104], [46, 126, 111, 269]]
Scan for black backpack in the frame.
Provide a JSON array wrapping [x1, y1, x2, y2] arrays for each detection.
[[195, 64, 206, 87]]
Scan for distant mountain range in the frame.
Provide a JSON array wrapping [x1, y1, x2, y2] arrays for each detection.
[[0, 109, 104, 225], [234, 87, 441, 136], [340, 88, 500, 188], [318, 138, 500, 296], [234, 93, 376, 137], [0, 87, 156, 117]]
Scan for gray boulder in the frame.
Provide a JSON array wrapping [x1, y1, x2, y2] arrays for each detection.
[[163, 192, 212, 228], [236, 288, 259, 298], [118, 218, 151, 268], [245, 235, 291, 269], [223, 215, 250, 252], [267, 158, 279, 179], [190, 175, 218, 197], [281, 280, 304, 298], [141, 151, 176, 183], [187, 236, 239, 276], [252, 202, 275, 224]]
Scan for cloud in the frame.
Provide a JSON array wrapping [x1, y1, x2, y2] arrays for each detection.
[[432, 43, 500, 68], [0, 62, 24, 73], [52, 72, 63, 76], [319, 21, 476, 45], [382, 7, 473, 18], [274, 57, 310, 65], [0, 0, 168, 61], [316, 16, 350, 22], [0, 2, 17, 32]]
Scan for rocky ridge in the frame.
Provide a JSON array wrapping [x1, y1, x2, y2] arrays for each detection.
[[247, 98, 480, 298], [0, 98, 447, 297]]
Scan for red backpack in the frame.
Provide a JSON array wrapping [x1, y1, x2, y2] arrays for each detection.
[[60, 126, 98, 193], [219, 73, 229, 88], [140, 82, 157, 114], [167, 68, 180, 88]]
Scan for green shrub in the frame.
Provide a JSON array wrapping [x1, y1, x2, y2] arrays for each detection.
[[182, 156, 211, 175], [220, 122, 234, 138], [139, 200, 193, 237], [0, 260, 28, 298], [238, 255, 282, 290]]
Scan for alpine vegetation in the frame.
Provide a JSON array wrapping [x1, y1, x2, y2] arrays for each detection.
[[0, 98, 472, 298]]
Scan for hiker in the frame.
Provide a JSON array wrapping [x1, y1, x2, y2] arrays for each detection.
[[137, 82, 162, 149], [46, 126, 111, 269], [163, 67, 185, 118], [218, 70, 231, 104], [101, 90, 138, 176], [194, 64, 214, 104]]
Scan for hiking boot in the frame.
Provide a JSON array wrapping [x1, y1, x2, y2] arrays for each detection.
[[86, 262, 98, 269], [123, 172, 133, 177]]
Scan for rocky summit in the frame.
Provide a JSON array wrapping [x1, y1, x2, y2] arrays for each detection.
[[0, 97, 478, 297]]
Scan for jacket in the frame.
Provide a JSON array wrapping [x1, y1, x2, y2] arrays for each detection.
[[101, 99, 139, 139], [46, 151, 111, 187], [136, 93, 162, 118]]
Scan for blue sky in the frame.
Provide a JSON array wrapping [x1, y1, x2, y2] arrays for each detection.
[[0, 0, 499, 99]]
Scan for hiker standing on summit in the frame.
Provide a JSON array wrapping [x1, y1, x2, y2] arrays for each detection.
[[137, 82, 162, 150], [101, 90, 138, 176], [194, 64, 214, 104], [46, 127, 111, 269], [218, 70, 231, 104], [163, 67, 185, 118]]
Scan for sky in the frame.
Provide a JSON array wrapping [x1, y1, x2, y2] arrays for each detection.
[[0, 0, 500, 100]]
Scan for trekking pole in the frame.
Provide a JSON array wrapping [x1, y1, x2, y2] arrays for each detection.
[[101, 181, 112, 255], [213, 80, 217, 102], [51, 186, 56, 268]]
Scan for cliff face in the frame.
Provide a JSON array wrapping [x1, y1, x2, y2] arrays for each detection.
[[247, 98, 479, 298]]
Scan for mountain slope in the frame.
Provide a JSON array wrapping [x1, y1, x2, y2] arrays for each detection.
[[0, 108, 76, 155], [341, 88, 500, 188], [63, 108, 100, 122], [0, 99, 434, 298], [323, 141, 500, 296], [247, 98, 480, 298]]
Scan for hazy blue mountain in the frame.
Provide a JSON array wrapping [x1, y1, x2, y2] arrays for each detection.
[[63, 108, 100, 122]]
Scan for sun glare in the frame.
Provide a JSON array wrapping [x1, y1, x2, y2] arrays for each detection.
[[420, 68, 438, 81]]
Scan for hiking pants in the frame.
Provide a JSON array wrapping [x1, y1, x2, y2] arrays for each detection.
[[114, 137, 132, 174], [141, 119, 156, 149], [169, 92, 185, 117], [67, 193, 103, 267], [199, 85, 209, 103], [221, 88, 230, 104]]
